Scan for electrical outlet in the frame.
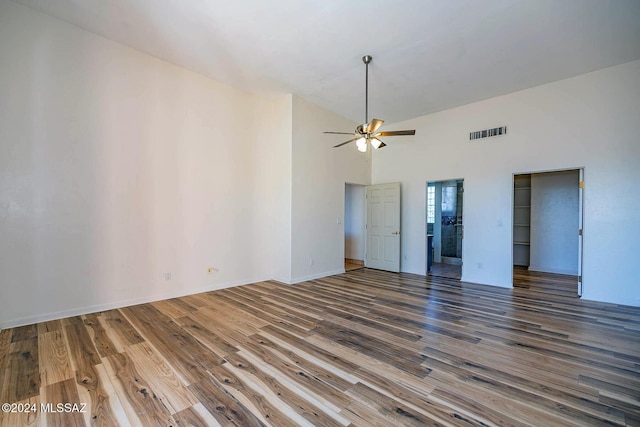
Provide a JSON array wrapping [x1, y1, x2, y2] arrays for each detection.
[[164, 272, 172, 280], [309, 258, 314, 266]]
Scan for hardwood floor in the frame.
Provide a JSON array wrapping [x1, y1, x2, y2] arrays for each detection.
[[345, 263, 364, 272], [1, 269, 639, 426], [428, 263, 462, 280], [513, 266, 579, 298], [345, 259, 364, 272]]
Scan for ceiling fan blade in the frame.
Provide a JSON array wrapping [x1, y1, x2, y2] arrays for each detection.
[[333, 137, 360, 148], [324, 131, 356, 135], [376, 130, 416, 137], [366, 119, 384, 133]]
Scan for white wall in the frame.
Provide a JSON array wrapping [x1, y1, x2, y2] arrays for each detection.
[[291, 96, 370, 282], [0, 2, 292, 327], [530, 171, 579, 275], [372, 60, 640, 306], [247, 94, 293, 284], [344, 184, 365, 261]]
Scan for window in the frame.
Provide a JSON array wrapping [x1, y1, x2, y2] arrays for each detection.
[[427, 185, 435, 224]]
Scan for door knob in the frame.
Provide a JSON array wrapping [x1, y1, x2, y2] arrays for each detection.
[[392, 231, 400, 235]]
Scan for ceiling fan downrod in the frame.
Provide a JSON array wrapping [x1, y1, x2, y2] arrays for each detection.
[[363, 55, 372, 125]]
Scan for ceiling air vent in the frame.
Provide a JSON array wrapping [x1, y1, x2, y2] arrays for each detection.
[[470, 126, 507, 141]]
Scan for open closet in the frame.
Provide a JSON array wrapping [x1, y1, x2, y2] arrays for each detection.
[[513, 169, 583, 296]]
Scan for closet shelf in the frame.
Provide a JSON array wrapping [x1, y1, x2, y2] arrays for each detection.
[[513, 174, 531, 267]]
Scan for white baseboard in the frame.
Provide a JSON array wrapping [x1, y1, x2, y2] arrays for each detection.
[[461, 276, 512, 289], [528, 265, 578, 275], [290, 269, 346, 284], [270, 274, 293, 285], [0, 276, 269, 330]]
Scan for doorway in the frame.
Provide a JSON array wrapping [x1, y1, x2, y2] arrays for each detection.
[[512, 169, 583, 297], [426, 179, 464, 280], [344, 183, 366, 271], [346, 182, 402, 273]]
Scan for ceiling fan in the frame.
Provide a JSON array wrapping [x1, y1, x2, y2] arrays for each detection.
[[324, 55, 415, 152]]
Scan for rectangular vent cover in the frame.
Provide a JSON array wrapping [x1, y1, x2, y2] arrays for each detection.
[[470, 126, 507, 141]]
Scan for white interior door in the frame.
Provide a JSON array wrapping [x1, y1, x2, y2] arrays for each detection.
[[366, 183, 401, 272]]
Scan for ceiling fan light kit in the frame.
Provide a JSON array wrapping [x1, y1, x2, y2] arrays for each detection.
[[356, 137, 367, 152], [324, 55, 415, 152]]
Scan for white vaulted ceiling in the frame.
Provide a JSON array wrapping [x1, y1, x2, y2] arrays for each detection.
[[12, 0, 640, 123]]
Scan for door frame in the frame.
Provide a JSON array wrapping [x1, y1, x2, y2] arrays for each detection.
[[510, 167, 585, 296], [578, 168, 584, 296], [344, 183, 367, 269], [426, 178, 465, 278]]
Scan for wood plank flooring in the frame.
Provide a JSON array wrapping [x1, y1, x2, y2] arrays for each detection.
[[1, 268, 639, 426], [345, 262, 364, 272], [428, 263, 462, 280], [513, 266, 579, 298]]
